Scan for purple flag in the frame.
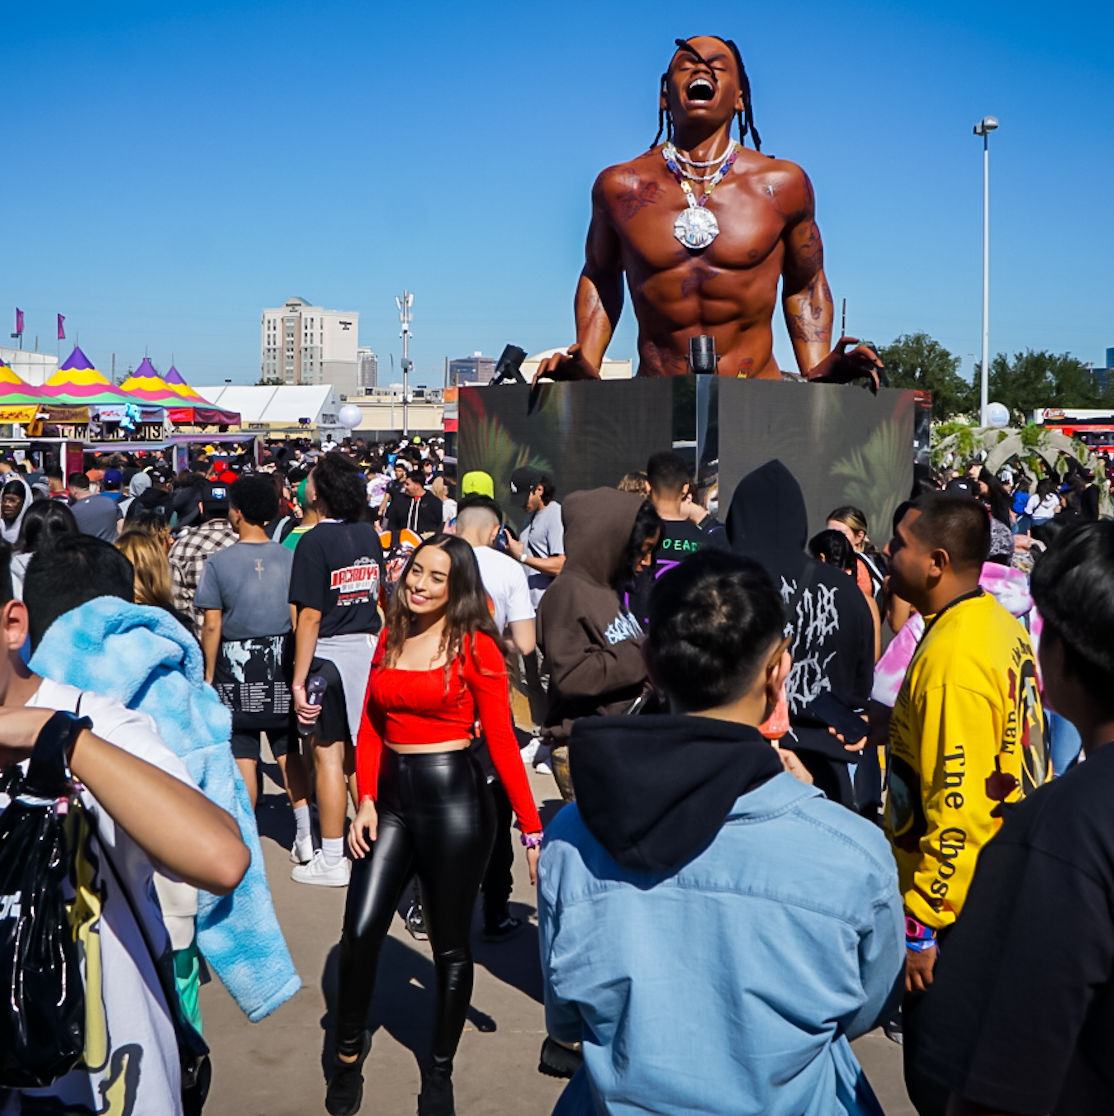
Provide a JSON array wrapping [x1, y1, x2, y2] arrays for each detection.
[[57, 314, 65, 340], [14, 308, 23, 336]]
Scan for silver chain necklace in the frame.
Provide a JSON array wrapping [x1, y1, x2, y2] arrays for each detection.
[[670, 139, 735, 168]]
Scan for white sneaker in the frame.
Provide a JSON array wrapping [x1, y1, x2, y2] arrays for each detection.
[[534, 743, 552, 775], [290, 834, 314, 865], [520, 735, 543, 766], [291, 851, 350, 887]]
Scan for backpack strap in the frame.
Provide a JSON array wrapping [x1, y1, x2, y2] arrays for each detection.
[[23, 711, 92, 799]]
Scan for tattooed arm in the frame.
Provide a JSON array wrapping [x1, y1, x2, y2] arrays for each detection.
[[781, 169, 881, 389], [535, 171, 625, 383], [781, 171, 833, 377]]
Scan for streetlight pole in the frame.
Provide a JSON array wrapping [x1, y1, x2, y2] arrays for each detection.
[[973, 116, 998, 427], [395, 290, 413, 437]]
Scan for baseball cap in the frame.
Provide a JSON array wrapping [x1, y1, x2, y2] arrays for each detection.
[[461, 470, 495, 499], [102, 468, 124, 489], [202, 481, 230, 517], [945, 477, 978, 499], [509, 467, 545, 502]]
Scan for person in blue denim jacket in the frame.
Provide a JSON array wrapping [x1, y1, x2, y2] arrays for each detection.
[[538, 549, 904, 1115]]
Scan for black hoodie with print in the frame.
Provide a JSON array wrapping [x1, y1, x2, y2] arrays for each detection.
[[726, 460, 874, 765], [536, 487, 648, 745]]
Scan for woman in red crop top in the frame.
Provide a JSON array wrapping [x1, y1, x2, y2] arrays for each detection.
[[326, 535, 542, 1116]]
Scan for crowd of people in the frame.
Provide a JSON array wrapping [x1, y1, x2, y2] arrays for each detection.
[[0, 433, 1111, 1116]]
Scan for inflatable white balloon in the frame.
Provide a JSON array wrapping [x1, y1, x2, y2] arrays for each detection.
[[338, 403, 362, 430], [985, 402, 1010, 428]]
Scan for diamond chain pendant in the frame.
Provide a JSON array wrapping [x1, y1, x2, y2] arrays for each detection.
[[673, 205, 719, 250]]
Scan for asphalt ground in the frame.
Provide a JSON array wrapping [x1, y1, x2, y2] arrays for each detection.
[[200, 758, 915, 1116]]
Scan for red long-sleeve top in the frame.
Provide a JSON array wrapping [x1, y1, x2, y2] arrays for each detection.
[[356, 630, 542, 834]]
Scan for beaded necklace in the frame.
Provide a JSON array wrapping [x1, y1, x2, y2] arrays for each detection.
[[662, 141, 739, 250]]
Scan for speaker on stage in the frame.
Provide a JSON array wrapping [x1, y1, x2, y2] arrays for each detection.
[[489, 344, 528, 386]]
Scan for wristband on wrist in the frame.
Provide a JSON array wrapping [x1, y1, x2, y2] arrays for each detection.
[[520, 831, 543, 849], [905, 915, 937, 949], [291, 684, 305, 691], [519, 552, 528, 564]]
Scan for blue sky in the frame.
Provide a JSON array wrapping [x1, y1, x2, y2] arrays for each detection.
[[6, 0, 1114, 387]]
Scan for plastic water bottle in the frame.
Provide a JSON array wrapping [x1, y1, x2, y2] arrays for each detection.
[[298, 674, 327, 736]]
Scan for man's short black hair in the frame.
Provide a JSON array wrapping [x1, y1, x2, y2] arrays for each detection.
[[647, 549, 785, 711], [230, 474, 279, 527], [907, 492, 990, 570], [456, 493, 504, 522], [24, 535, 134, 650], [457, 492, 504, 519], [1031, 521, 1114, 702], [312, 451, 367, 522], [808, 528, 856, 574], [406, 469, 425, 486], [646, 451, 692, 496], [67, 471, 90, 491]]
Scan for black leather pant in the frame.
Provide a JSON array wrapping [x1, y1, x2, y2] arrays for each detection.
[[335, 748, 495, 1071]]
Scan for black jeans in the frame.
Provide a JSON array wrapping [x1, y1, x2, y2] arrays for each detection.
[[335, 748, 495, 1071]]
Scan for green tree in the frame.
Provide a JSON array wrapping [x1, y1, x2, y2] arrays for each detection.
[[988, 349, 1098, 417], [878, 332, 975, 418], [255, 376, 284, 386]]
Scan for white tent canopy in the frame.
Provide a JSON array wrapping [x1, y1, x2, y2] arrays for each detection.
[[194, 385, 343, 434]]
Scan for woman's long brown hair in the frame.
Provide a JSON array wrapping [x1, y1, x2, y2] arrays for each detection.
[[382, 534, 505, 679]]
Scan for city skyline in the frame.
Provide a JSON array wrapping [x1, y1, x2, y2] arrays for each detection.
[[6, 0, 1113, 387]]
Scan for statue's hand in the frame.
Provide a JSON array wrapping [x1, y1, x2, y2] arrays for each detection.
[[532, 345, 601, 386], [807, 337, 884, 394]]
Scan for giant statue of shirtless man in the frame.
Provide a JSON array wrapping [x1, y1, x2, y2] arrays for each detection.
[[536, 36, 880, 385]]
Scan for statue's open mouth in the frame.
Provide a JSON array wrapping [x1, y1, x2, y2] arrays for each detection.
[[687, 78, 715, 101]]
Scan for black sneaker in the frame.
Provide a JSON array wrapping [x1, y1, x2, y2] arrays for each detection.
[[482, 916, 526, 943], [538, 1036, 583, 1079], [326, 1033, 370, 1116]]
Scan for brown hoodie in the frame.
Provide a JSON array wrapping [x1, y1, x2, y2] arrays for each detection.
[[535, 488, 648, 744]]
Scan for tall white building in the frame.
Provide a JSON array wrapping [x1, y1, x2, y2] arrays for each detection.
[[356, 347, 378, 393], [260, 296, 359, 398]]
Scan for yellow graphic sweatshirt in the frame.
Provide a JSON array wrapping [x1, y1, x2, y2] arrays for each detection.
[[886, 591, 1048, 930]]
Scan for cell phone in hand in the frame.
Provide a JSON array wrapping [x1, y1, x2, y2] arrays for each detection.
[[809, 692, 867, 744]]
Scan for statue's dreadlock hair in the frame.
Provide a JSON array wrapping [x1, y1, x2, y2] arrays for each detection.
[[652, 36, 762, 152]]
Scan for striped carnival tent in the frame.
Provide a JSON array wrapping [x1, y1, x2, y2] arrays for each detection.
[[139, 362, 239, 426], [0, 358, 48, 423], [45, 346, 138, 406]]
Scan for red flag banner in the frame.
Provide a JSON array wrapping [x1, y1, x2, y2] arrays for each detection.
[[14, 308, 23, 336], [57, 314, 65, 340]]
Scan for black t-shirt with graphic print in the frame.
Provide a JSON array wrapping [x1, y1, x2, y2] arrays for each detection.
[[288, 521, 385, 638]]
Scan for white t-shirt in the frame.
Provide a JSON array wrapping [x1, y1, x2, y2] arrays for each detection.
[[366, 474, 389, 507], [1, 680, 194, 1116], [473, 544, 535, 634], [1026, 492, 1059, 520]]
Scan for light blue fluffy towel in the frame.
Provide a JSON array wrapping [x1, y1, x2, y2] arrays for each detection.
[[30, 596, 301, 1022]]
